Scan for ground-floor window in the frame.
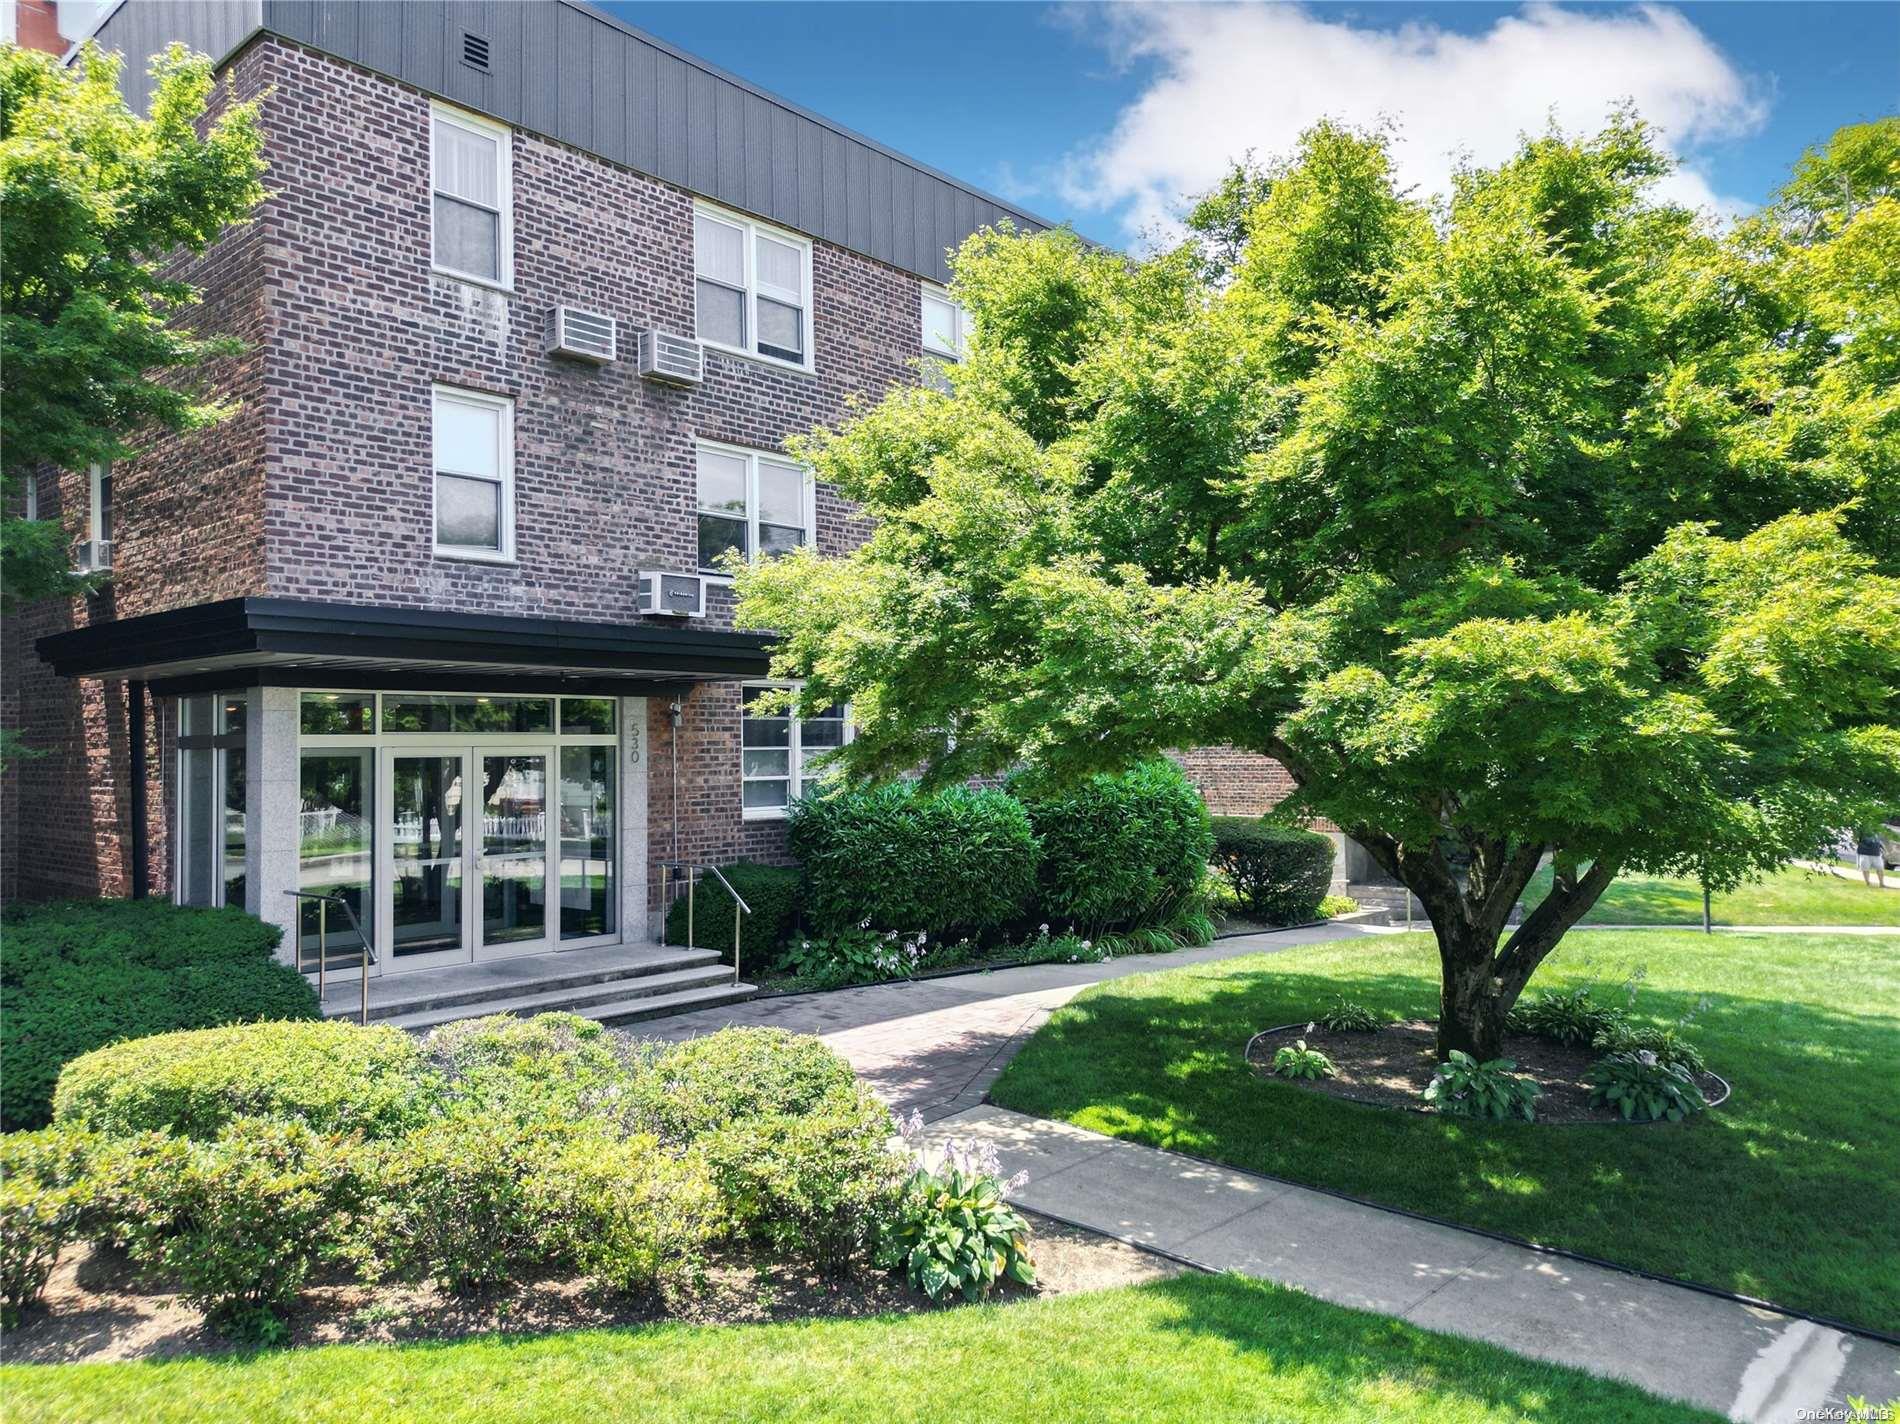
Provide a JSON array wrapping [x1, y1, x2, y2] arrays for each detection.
[[740, 685, 847, 817], [177, 692, 247, 909]]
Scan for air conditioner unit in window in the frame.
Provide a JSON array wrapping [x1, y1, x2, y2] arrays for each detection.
[[637, 571, 707, 618], [545, 305, 617, 363], [73, 539, 113, 574], [637, 329, 704, 387]]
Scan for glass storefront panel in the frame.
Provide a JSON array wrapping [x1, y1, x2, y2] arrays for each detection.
[[559, 746, 615, 940], [298, 749, 374, 965], [382, 696, 552, 735], [180, 746, 216, 907], [222, 746, 247, 910], [301, 693, 373, 736], [481, 753, 547, 945], [391, 755, 464, 958], [559, 698, 616, 736]]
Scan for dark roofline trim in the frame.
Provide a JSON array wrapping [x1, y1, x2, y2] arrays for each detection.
[[37, 597, 779, 682]]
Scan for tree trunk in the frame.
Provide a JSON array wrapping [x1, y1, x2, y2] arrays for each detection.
[[1435, 920, 1509, 1060]]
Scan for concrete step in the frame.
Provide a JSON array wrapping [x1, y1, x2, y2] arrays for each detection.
[[375, 978, 759, 1034], [320, 945, 727, 1022]]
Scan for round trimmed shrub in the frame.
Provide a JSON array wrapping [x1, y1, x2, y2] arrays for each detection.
[[636, 1027, 863, 1142], [423, 1011, 637, 1112], [1, 899, 318, 1131], [663, 862, 802, 971], [1209, 819, 1335, 924], [0, 1125, 98, 1328], [1015, 760, 1213, 933], [787, 782, 1037, 937], [54, 1020, 440, 1142]]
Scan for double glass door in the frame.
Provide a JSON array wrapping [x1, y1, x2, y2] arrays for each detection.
[[386, 746, 552, 968]]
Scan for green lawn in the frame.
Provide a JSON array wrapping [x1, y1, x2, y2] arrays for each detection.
[[1520, 863, 1900, 926], [990, 931, 1900, 1336], [0, 1273, 1715, 1424]]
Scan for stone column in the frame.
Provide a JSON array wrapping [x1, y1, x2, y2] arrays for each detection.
[[249, 686, 302, 964], [619, 695, 649, 942]]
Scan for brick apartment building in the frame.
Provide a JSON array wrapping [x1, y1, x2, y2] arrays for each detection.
[[3, 0, 1343, 1000]]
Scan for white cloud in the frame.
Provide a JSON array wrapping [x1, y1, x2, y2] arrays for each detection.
[[1053, 2, 1769, 245]]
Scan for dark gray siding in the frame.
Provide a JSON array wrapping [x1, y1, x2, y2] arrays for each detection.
[[91, 0, 1048, 283], [84, 0, 264, 117]]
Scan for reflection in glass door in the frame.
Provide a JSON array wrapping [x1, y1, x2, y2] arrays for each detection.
[[479, 753, 549, 955], [391, 754, 465, 963], [298, 750, 374, 968]]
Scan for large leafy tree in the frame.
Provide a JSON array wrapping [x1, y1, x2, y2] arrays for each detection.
[[738, 115, 1900, 1059], [0, 40, 266, 609]]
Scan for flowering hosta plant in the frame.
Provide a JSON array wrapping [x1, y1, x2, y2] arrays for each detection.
[[882, 1115, 1034, 1303], [1424, 1051, 1542, 1122], [787, 927, 930, 988], [1271, 1035, 1336, 1081], [1584, 1050, 1709, 1123]]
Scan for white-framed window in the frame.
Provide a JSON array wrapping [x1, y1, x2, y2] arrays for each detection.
[[177, 691, 249, 910], [741, 685, 849, 817], [431, 103, 512, 287], [432, 386, 514, 561], [694, 202, 814, 371], [88, 462, 112, 544], [921, 286, 972, 361], [695, 441, 813, 575]]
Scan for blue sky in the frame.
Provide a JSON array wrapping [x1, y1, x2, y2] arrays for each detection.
[[602, 1, 1899, 247]]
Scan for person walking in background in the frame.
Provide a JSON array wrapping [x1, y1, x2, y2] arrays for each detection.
[[1854, 827, 1888, 888]]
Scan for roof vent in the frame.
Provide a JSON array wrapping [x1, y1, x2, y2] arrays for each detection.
[[546, 306, 617, 363], [461, 32, 491, 72], [638, 329, 704, 386]]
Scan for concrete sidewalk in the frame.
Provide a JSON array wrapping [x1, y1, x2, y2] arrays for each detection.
[[915, 1104, 1899, 1424]]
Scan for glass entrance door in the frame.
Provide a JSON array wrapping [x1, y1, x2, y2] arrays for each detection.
[[476, 751, 551, 958], [390, 752, 467, 969]]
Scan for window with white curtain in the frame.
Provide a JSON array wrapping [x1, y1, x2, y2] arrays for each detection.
[[921, 287, 972, 360], [432, 387, 513, 560], [696, 443, 811, 573], [694, 203, 812, 369], [431, 104, 511, 285]]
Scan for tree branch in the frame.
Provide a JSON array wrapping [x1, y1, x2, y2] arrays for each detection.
[[1494, 857, 1620, 994]]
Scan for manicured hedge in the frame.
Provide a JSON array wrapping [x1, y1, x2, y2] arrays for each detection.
[[788, 782, 1037, 937], [1, 900, 319, 1131], [663, 862, 802, 972], [1016, 761, 1213, 934], [54, 1020, 438, 1141], [1209, 820, 1335, 924]]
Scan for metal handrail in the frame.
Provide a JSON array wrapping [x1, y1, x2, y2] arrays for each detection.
[[284, 890, 377, 1025], [656, 860, 751, 982]]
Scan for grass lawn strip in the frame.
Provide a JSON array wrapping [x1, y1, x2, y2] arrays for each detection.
[[0, 1272, 1720, 1424], [990, 930, 1900, 1336], [1521, 864, 1900, 926]]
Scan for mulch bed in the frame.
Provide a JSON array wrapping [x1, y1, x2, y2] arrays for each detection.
[[1246, 1020, 1727, 1125], [0, 1210, 1179, 1365]]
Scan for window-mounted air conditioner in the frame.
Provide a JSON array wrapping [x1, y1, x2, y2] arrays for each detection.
[[545, 305, 617, 363], [73, 539, 113, 574], [638, 329, 704, 386], [637, 570, 708, 618]]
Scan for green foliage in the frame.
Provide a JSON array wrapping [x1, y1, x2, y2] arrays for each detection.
[[1509, 987, 1628, 1048], [1209, 820, 1335, 924], [530, 1131, 723, 1296], [784, 927, 928, 988], [662, 862, 802, 971], [0, 41, 267, 609], [735, 110, 1900, 1056], [1584, 1051, 1709, 1123], [1015, 760, 1213, 934], [698, 1081, 905, 1275], [787, 781, 1037, 937], [98, 1118, 364, 1338], [1, 899, 317, 1131], [1270, 1039, 1336, 1081], [1590, 1021, 1707, 1074], [55, 1019, 437, 1142], [1316, 894, 1360, 918], [1316, 996, 1382, 1032], [1423, 1051, 1542, 1122], [421, 1011, 635, 1114], [880, 1155, 1034, 1303], [636, 1027, 865, 1143], [0, 1125, 97, 1327]]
